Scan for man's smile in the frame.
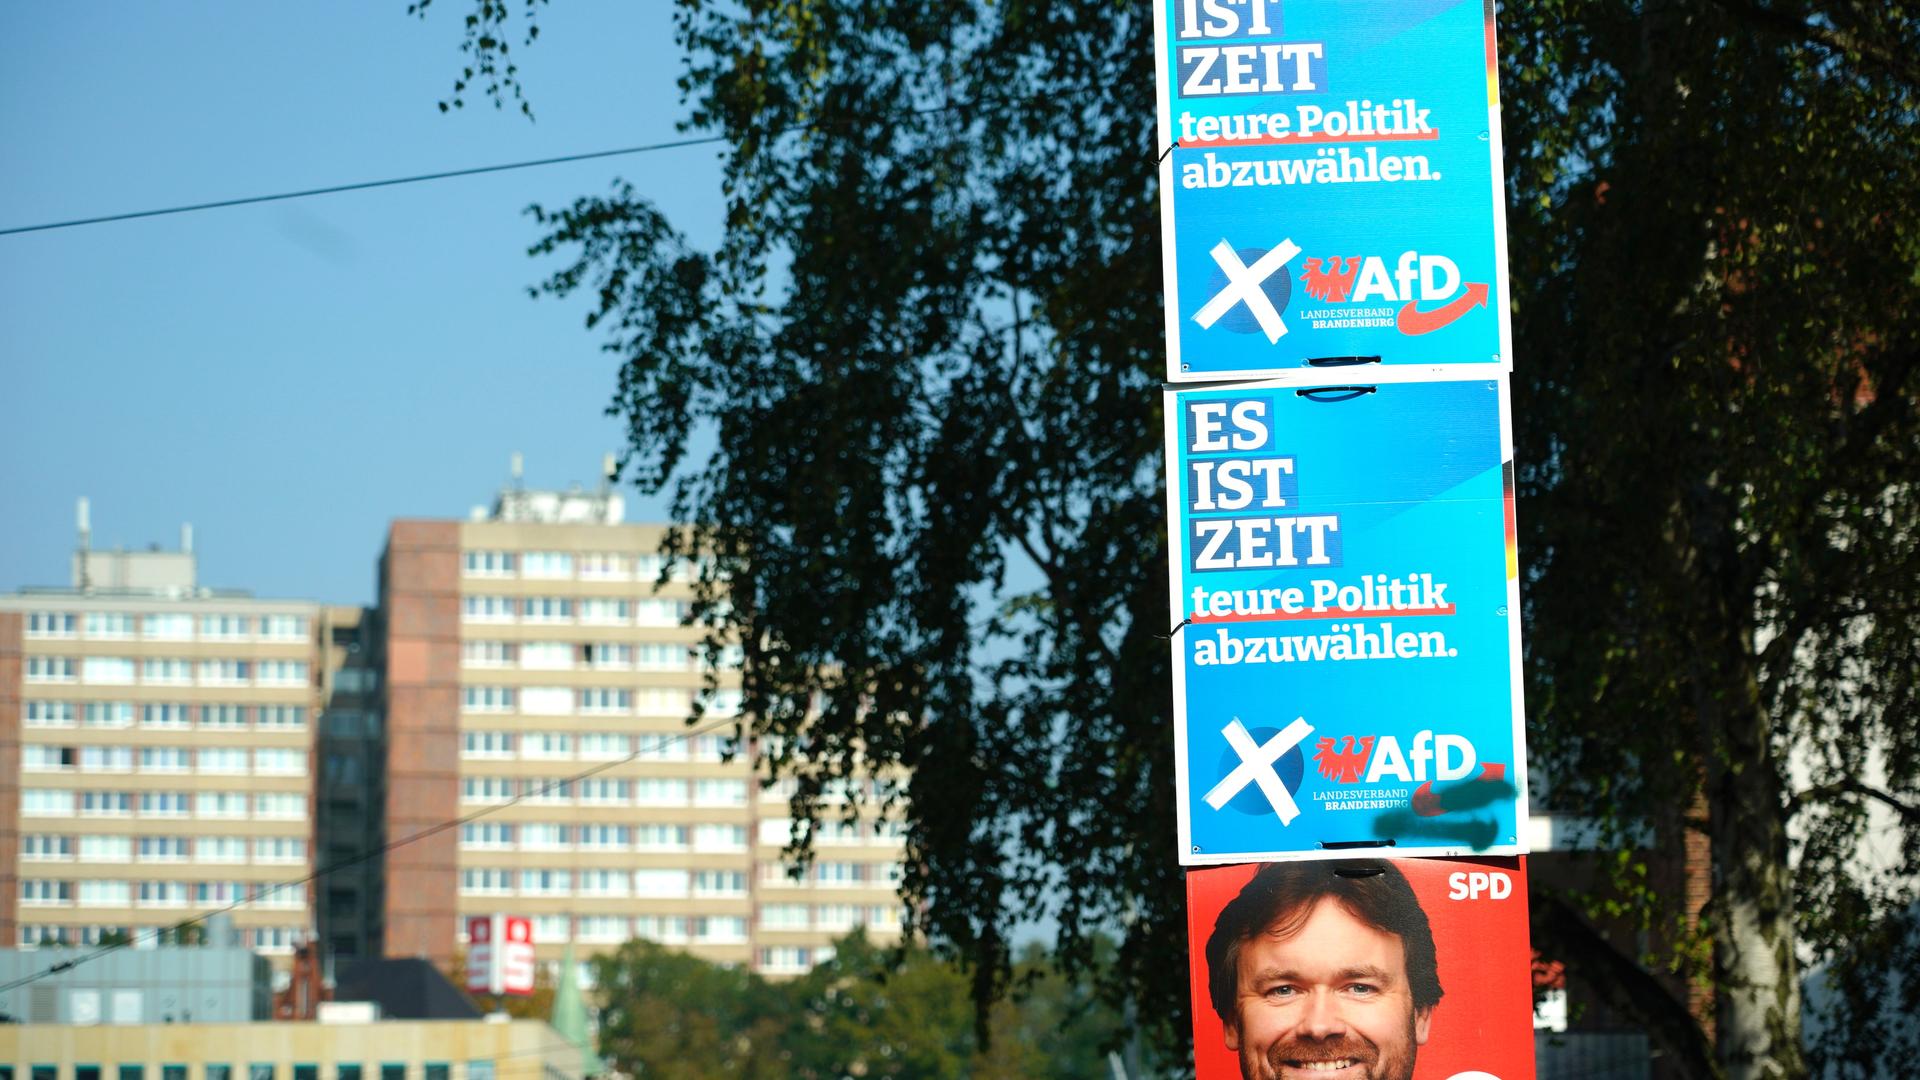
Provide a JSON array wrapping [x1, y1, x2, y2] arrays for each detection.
[[1272, 1058, 1370, 1080]]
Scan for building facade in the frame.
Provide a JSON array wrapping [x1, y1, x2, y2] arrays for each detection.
[[0, 529, 321, 970], [315, 607, 384, 963], [0, 1016, 583, 1080], [0, 915, 270, 1025], [372, 483, 904, 979]]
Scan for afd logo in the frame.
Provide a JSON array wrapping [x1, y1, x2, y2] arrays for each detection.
[[1311, 730, 1512, 818], [1298, 250, 1490, 336], [1311, 729, 1478, 785]]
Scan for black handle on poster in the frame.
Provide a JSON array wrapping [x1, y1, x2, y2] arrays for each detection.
[[1333, 865, 1388, 878], [1296, 385, 1377, 401]]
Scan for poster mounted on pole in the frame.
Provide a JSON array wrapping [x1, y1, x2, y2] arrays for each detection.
[[1153, 0, 1514, 382], [1163, 371, 1526, 863], [1186, 855, 1536, 1080]]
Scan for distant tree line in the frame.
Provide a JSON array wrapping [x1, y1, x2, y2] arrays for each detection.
[[590, 931, 1137, 1080]]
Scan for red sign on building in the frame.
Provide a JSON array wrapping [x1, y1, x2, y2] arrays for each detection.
[[465, 913, 536, 996]]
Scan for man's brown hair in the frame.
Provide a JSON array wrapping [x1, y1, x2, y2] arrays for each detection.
[[1204, 859, 1444, 1023]]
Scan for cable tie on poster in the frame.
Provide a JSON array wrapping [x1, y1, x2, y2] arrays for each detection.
[[1155, 138, 1181, 165], [1296, 385, 1377, 401], [1305, 355, 1382, 367], [1157, 615, 1193, 641], [1333, 865, 1387, 878], [1320, 838, 1396, 850]]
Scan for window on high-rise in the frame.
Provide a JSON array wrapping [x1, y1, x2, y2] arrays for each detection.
[[461, 640, 515, 667], [26, 657, 77, 682], [521, 596, 573, 622], [137, 792, 190, 817], [24, 701, 76, 727], [461, 686, 515, 713], [519, 552, 573, 579], [461, 595, 516, 622], [693, 778, 748, 806], [257, 705, 307, 729], [26, 611, 77, 637], [634, 778, 687, 806], [260, 614, 309, 640], [633, 869, 690, 898], [462, 550, 515, 576], [199, 747, 249, 774], [518, 641, 572, 670], [84, 612, 135, 639], [142, 613, 193, 640], [201, 614, 252, 640], [577, 598, 629, 624], [21, 834, 75, 860], [254, 792, 305, 819], [21, 789, 76, 817]]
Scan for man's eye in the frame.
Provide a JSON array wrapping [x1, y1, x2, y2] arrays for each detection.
[[1346, 983, 1378, 996], [1264, 985, 1297, 999]]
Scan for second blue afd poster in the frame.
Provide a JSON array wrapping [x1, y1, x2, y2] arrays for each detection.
[[1163, 373, 1527, 863]]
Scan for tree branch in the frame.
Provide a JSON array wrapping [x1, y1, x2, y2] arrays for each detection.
[[1704, 0, 1920, 90], [1753, 346, 1918, 677], [1788, 780, 1920, 824]]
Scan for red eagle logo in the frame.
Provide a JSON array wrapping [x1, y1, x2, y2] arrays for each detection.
[[1312, 735, 1376, 782], [1300, 255, 1363, 303]]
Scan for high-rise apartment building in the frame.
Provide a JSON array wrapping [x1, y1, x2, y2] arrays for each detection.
[[371, 477, 904, 978], [0, 508, 320, 968], [314, 605, 384, 963]]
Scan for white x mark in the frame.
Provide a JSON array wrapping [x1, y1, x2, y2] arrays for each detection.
[[1203, 716, 1313, 824], [1193, 239, 1301, 344]]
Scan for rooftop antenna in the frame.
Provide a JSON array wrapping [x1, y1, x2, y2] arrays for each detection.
[[181, 523, 194, 555], [76, 497, 92, 592], [507, 452, 526, 520]]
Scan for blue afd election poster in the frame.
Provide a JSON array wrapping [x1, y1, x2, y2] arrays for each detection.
[[1163, 371, 1527, 863], [1154, 0, 1514, 381]]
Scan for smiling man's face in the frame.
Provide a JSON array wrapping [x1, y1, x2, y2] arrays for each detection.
[[1225, 897, 1433, 1080]]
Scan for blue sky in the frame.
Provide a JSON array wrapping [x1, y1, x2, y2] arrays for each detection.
[[0, 2, 725, 606]]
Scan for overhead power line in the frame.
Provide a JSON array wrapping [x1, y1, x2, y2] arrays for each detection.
[[0, 135, 730, 237], [0, 711, 749, 996], [0, 95, 1041, 238]]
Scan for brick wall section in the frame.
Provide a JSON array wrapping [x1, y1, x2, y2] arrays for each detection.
[[380, 520, 462, 964], [1683, 790, 1714, 1034], [0, 612, 20, 945]]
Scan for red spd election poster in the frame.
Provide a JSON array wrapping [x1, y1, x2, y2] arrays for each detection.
[[1187, 856, 1533, 1080]]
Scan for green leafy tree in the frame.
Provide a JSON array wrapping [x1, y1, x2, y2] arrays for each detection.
[[784, 930, 978, 1079], [1500, 3, 1920, 1078], [978, 942, 1138, 1080], [584, 933, 1125, 1078], [419, 1, 1919, 1076], [592, 939, 791, 1079]]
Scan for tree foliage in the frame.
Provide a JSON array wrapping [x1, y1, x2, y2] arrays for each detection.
[[1499, 2, 1920, 1076], [590, 932, 1128, 1079], [421, 0, 1920, 1076], [515, 0, 1183, 1054]]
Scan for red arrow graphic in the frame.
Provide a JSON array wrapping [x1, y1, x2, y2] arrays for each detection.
[[1410, 762, 1508, 817], [1395, 280, 1489, 335]]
